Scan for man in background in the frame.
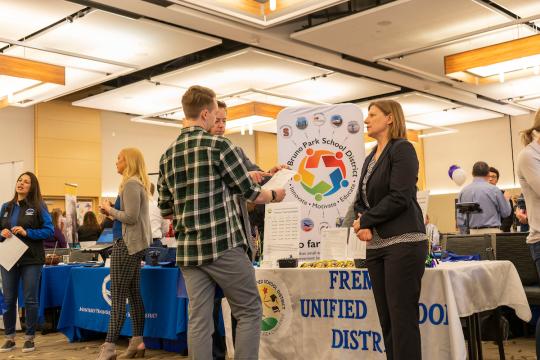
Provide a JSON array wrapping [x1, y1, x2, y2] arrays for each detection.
[[457, 161, 512, 234], [487, 167, 513, 232]]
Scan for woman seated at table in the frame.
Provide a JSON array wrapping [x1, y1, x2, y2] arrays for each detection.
[[97, 148, 151, 360], [0, 172, 54, 353], [43, 209, 67, 249], [77, 211, 102, 242]]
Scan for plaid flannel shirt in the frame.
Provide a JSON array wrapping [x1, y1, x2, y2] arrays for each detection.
[[158, 126, 261, 266]]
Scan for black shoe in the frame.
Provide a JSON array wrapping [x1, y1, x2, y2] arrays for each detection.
[[0, 340, 15, 352], [22, 340, 35, 353]]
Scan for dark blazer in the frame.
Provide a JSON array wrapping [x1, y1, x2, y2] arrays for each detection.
[[354, 138, 425, 238]]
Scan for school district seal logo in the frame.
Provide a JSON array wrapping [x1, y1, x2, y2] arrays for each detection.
[[102, 275, 112, 306], [294, 148, 349, 201], [257, 277, 291, 337]]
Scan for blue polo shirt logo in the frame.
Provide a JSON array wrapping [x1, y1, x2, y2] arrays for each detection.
[[25, 208, 35, 216]]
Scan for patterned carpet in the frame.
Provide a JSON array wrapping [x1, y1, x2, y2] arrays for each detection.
[[0, 332, 535, 359]]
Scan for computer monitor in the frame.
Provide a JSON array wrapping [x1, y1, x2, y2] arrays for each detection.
[[97, 228, 114, 244]]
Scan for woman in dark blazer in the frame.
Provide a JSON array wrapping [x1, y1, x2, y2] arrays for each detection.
[[353, 100, 427, 360]]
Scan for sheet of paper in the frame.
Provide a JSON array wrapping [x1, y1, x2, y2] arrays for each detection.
[[320, 228, 349, 260], [347, 228, 366, 260], [0, 235, 28, 271], [263, 202, 300, 267], [261, 169, 297, 190]]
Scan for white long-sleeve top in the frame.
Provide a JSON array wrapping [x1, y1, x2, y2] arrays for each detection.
[[149, 199, 168, 240], [517, 140, 540, 244]]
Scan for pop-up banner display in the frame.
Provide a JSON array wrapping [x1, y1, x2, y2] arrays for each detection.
[[277, 104, 365, 260]]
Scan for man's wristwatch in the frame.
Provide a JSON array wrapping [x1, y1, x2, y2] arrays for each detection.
[[271, 190, 277, 203]]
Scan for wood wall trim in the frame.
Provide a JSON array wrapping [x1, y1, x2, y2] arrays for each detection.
[[226, 101, 284, 120], [444, 33, 540, 74], [0, 54, 65, 85]]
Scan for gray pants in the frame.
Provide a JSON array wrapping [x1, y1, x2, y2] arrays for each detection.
[[181, 246, 261, 360]]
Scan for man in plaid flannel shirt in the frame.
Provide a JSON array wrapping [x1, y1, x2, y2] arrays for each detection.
[[158, 85, 285, 360]]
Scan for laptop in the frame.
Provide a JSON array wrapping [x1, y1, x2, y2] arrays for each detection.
[[97, 228, 114, 244]]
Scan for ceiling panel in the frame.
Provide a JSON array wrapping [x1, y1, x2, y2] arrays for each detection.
[[73, 80, 184, 115], [495, 0, 540, 17], [462, 75, 540, 101], [0, 0, 83, 43], [271, 72, 400, 103], [24, 11, 221, 69], [172, 0, 344, 28], [392, 25, 536, 78], [356, 92, 455, 118], [407, 107, 501, 127], [355, 92, 501, 128], [4, 10, 220, 106], [516, 96, 540, 110], [291, 0, 509, 61], [153, 48, 332, 96]]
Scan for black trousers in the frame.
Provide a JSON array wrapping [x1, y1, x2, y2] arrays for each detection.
[[367, 241, 427, 360], [211, 298, 227, 360]]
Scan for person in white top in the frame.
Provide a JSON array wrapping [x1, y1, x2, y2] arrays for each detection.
[[517, 108, 540, 358], [425, 214, 440, 250], [149, 183, 168, 247]]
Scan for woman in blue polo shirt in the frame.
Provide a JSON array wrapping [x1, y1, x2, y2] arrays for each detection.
[[0, 172, 54, 354]]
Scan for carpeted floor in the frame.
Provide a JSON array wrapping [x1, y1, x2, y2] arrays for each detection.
[[0, 332, 535, 359]]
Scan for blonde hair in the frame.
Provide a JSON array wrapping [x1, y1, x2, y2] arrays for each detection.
[[521, 109, 540, 146], [368, 100, 407, 140], [118, 148, 151, 196]]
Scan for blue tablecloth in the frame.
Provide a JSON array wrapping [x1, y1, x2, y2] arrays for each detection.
[[18, 264, 79, 323], [57, 266, 188, 342]]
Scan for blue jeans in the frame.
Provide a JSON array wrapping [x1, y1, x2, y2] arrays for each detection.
[[529, 242, 540, 358], [0, 264, 42, 338]]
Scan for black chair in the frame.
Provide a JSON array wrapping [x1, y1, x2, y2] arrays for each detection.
[[442, 234, 495, 260], [494, 232, 540, 304], [441, 234, 499, 360]]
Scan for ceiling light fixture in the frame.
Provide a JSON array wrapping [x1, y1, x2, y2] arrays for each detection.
[[444, 33, 540, 84]]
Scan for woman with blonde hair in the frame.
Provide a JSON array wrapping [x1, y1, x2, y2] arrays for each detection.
[[517, 109, 540, 358], [97, 148, 152, 360], [353, 100, 426, 360]]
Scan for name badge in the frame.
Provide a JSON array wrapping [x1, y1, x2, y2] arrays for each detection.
[[25, 208, 35, 216]]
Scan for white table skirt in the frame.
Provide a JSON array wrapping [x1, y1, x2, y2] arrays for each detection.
[[223, 260, 530, 360]]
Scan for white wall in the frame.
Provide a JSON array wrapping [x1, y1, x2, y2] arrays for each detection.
[[423, 113, 535, 193], [101, 111, 179, 197], [227, 133, 256, 162], [423, 112, 535, 232], [100, 113, 258, 197], [0, 106, 34, 172]]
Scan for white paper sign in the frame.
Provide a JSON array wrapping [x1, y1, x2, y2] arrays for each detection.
[[320, 228, 348, 260], [417, 190, 430, 222], [347, 227, 366, 259], [263, 202, 301, 267], [0, 235, 28, 271], [262, 169, 296, 190]]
